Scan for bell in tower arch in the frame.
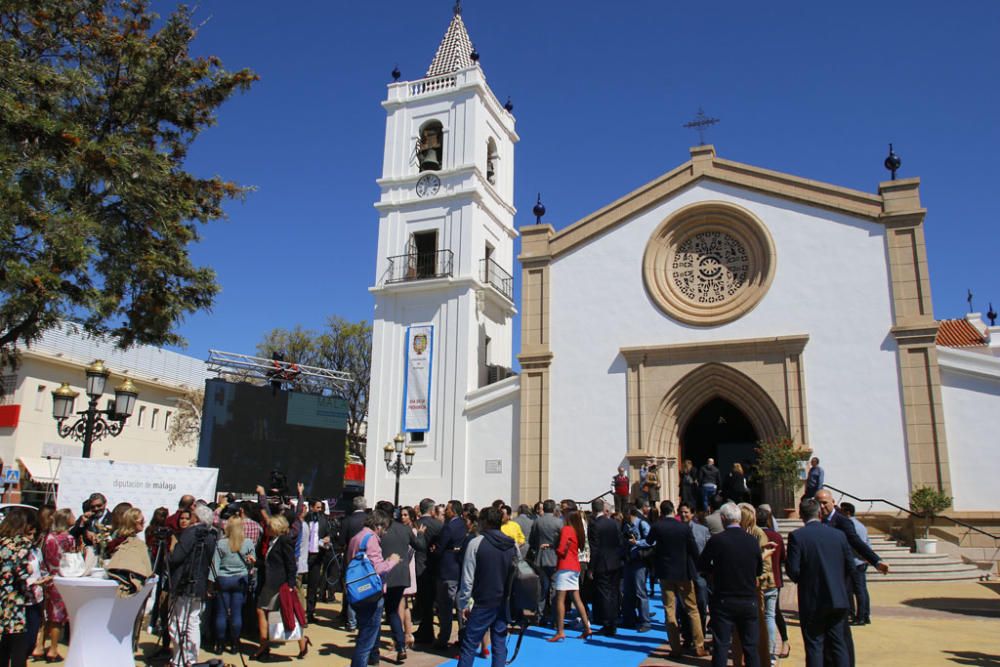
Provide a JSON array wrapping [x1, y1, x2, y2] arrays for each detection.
[[418, 122, 443, 172]]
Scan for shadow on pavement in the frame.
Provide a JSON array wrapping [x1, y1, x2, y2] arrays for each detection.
[[942, 650, 1000, 666], [900, 597, 1000, 618]]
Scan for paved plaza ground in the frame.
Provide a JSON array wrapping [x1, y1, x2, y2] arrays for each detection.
[[98, 579, 999, 666]]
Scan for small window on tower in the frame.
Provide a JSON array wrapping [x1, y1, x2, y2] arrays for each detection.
[[417, 121, 443, 172], [410, 432, 425, 444], [486, 138, 498, 185]]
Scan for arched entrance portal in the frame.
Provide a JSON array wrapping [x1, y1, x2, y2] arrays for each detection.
[[681, 398, 759, 499]]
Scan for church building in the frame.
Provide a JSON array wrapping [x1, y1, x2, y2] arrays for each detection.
[[366, 7, 1000, 522]]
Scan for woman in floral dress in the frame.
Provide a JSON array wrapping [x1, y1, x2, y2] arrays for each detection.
[[0, 506, 40, 667], [41, 509, 75, 661]]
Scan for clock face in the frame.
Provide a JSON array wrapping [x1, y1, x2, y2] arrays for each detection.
[[415, 174, 441, 198]]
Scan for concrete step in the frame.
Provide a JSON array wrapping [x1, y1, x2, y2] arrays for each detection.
[[771, 518, 985, 583]]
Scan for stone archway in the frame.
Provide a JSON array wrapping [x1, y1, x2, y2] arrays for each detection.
[[648, 362, 788, 466], [621, 337, 809, 503]]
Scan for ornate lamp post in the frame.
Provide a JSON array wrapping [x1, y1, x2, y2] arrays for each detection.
[[51, 360, 140, 458], [383, 432, 415, 507]]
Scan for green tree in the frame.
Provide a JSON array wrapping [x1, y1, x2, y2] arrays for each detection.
[[257, 318, 372, 461], [0, 0, 257, 369]]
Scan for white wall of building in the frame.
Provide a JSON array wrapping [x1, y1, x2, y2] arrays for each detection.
[[464, 376, 519, 506], [547, 181, 911, 506], [939, 350, 1000, 511]]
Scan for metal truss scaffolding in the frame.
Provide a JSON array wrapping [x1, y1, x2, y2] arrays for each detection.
[[205, 349, 353, 394]]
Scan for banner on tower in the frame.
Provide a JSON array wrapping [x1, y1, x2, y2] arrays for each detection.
[[403, 325, 434, 432]]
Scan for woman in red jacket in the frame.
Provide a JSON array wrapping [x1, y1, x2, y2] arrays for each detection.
[[548, 511, 593, 642]]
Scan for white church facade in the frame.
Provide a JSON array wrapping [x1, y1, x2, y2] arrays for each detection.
[[366, 8, 1000, 520]]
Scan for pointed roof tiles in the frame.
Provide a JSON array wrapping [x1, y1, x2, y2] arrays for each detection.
[[426, 9, 476, 77]]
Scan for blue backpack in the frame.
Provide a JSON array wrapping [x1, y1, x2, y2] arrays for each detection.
[[345, 533, 383, 605]]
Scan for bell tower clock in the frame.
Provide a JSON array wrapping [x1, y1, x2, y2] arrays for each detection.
[[366, 4, 519, 504]]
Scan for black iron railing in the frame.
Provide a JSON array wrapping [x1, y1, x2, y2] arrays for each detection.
[[824, 484, 999, 541], [480, 258, 513, 300], [385, 249, 454, 284]]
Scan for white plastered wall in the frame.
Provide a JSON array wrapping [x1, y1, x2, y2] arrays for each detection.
[[547, 181, 911, 506]]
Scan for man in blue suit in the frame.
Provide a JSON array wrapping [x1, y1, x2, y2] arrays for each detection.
[[786, 498, 853, 667]]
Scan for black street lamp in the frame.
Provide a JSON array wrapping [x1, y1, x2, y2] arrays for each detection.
[[51, 360, 140, 458], [383, 432, 415, 507]]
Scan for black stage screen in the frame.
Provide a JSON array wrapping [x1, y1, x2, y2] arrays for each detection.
[[198, 378, 348, 497]]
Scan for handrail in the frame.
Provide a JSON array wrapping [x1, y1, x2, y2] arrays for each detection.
[[824, 484, 1000, 542], [573, 490, 613, 507]]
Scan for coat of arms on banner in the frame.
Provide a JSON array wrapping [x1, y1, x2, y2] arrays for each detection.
[[413, 334, 428, 355]]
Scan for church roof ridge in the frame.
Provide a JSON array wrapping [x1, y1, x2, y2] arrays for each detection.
[[426, 8, 476, 78], [541, 148, 906, 259]]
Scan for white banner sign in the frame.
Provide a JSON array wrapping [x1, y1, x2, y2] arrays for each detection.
[[57, 457, 218, 522], [403, 325, 433, 432]]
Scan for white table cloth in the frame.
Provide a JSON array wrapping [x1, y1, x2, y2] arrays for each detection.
[[54, 575, 156, 667]]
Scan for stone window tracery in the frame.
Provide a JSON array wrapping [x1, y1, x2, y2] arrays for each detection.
[[643, 202, 775, 326]]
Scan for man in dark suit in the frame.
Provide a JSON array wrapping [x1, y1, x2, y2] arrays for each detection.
[[648, 500, 708, 658], [413, 497, 443, 644], [433, 499, 467, 648], [814, 489, 888, 666], [698, 502, 767, 667], [303, 498, 334, 623], [588, 498, 624, 636], [786, 498, 854, 667], [527, 499, 562, 623]]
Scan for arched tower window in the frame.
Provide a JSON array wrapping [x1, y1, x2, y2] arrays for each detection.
[[486, 138, 499, 185], [417, 121, 443, 172]]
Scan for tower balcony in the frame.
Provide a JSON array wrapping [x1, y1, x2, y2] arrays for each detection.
[[480, 258, 513, 301], [385, 250, 454, 285]]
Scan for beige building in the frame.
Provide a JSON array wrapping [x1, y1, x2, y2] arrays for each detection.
[[0, 323, 211, 502]]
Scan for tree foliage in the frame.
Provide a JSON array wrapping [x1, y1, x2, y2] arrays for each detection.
[[0, 0, 257, 367], [257, 317, 372, 461]]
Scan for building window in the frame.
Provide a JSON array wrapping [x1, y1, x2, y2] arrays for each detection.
[[164, 411, 172, 431], [137, 405, 146, 427], [151, 408, 159, 430], [35, 384, 47, 411], [417, 120, 443, 172], [410, 230, 439, 278]]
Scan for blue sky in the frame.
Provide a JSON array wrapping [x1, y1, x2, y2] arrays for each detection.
[[165, 1, 1000, 361]]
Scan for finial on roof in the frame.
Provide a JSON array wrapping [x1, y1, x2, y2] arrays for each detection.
[[504, 97, 514, 112], [884, 143, 901, 180], [454, 0, 462, 15], [391, 65, 401, 82], [988, 302, 997, 327], [968, 288, 974, 313], [470, 49, 479, 63], [533, 193, 546, 224]]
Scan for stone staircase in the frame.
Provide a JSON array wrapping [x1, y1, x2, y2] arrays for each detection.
[[773, 518, 983, 582]]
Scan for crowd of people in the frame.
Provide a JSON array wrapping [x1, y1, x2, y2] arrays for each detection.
[[0, 454, 884, 667]]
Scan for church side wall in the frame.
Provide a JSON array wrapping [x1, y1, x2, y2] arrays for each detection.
[[465, 380, 520, 506], [547, 182, 911, 506], [939, 366, 1000, 511]]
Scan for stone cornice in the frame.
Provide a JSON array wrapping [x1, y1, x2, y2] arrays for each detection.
[[937, 346, 1000, 381], [620, 334, 809, 365]]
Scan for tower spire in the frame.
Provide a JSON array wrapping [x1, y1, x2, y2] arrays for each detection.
[[426, 4, 476, 77]]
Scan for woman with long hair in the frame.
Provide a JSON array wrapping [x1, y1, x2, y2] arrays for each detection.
[[144, 507, 170, 564], [757, 506, 788, 661], [399, 507, 419, 652], [252, 514, 309, 661], [724, 463, 750, 503], [40, 509, 75, 662], [210, 516, 254, 654], [548, 511, 593, 642], [0, 507, 44, 667], [680, 459, 699, 509]]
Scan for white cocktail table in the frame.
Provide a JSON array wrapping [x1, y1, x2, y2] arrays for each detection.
[[54, 575, 156, 667]]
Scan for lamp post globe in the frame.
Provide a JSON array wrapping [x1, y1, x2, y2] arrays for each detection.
[[51, 383, 79, 420], [114, 378, 139, 418], [84, 360, 110, 398]]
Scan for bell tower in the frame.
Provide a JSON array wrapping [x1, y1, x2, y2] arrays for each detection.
[[366, 4, 519, 503]]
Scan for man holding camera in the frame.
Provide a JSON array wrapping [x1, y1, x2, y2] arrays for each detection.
[[168, 504, 218, 667]]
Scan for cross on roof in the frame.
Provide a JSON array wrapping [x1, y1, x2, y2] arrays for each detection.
[[683, 107, 720, 146]]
